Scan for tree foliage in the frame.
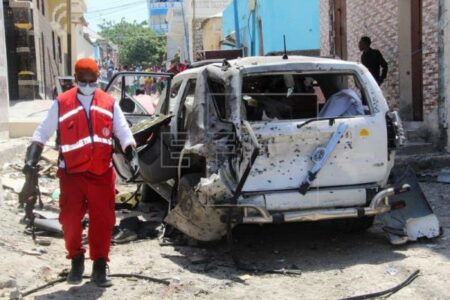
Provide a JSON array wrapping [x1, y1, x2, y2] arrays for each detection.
[[99, 19, 166, 68]]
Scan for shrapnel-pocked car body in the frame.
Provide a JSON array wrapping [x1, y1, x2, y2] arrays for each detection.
[[109, 56, 440, 245]]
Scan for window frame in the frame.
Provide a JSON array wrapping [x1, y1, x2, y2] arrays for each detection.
[[240, 70, 374, 122]]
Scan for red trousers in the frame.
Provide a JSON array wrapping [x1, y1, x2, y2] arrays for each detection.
[[58, 168, 116, 261]]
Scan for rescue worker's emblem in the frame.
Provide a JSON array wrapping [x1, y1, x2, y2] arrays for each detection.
[[102, 127, 110, 136]]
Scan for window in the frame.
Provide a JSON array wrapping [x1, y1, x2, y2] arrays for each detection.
[[209, 80, 228, 119], [36, 0, 40, 10], [52, 31, 56, 60], [57, 36, 62, 63], [242, 73, 370, 121], [168, 80, 182, 114], [41, 0, 45, 16], [177, 79, 196, 132]]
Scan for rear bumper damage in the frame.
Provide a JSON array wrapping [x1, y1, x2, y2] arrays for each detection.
[[214, 185, 410, 224]]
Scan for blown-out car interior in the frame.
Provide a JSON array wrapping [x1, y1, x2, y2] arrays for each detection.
[[239, 73, 371, 121]]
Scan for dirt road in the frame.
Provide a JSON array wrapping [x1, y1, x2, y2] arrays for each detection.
[[0, 179, 449, 299]]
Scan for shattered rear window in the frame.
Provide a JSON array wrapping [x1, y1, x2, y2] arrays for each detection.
[[242, 73, 371, 121]]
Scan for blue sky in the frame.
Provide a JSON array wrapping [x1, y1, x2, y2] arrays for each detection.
[[85, 0, 149, 32]]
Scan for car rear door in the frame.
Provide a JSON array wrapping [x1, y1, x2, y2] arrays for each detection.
[[105, 72, 174, 182]]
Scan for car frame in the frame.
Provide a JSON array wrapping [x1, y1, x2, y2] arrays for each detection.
[[107, 56, 440, 245]]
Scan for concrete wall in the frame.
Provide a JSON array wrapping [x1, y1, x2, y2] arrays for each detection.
[[183, 0, 232, 60], [0, 2, 9, 139], [223, 0, 320, 56], [202, 17, 223, 51], [73, 25, 95, 61], [440, 0, 450, 151]]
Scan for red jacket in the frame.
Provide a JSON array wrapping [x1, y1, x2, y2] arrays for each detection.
[[58, 87, 114, 175]]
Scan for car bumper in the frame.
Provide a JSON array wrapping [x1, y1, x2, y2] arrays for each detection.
[[213, 185, 410, 224]]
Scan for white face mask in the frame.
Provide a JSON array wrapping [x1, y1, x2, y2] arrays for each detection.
[[78, 81, 97, 96]]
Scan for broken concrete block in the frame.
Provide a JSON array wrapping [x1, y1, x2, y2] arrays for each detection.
[[437, 168, 450, 184]]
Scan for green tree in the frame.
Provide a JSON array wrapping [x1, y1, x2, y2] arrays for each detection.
[[99, 19, 166, 68]]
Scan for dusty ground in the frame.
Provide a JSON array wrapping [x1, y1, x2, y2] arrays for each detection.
[[0, 164, 449, 299]]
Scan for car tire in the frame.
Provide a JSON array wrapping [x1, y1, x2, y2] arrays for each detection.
[[141, 184, 164, 203]]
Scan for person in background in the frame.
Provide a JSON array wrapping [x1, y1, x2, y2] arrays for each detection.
[[358, 36, 388, 86], [19, 58, 138, 287]]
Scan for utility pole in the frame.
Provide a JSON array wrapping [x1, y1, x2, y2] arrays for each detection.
[[233, 0, 241, 49], [67, 0, 72, 75], [192, 0, 196, 61], [181, 1, 191, 63]]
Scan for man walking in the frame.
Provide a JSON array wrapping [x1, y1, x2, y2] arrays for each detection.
[[20, 58, 138, 287], [358, 36, 389, 86]]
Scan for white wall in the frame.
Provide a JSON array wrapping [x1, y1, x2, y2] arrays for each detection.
[[0, 2, 9, 139], [73, 25, 95, 61]]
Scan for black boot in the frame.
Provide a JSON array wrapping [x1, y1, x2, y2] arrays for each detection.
[[91, 259, 113, 287], [67, 254, 85, 284]]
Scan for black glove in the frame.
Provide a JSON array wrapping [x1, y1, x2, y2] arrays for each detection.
[[124, 145, 139, 179], [19, 143, 42, 210]]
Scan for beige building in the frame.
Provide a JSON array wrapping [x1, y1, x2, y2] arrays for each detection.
[[166, 0, 231, 64], [320, 0, 448, 151], [200, 13, 223, 51]]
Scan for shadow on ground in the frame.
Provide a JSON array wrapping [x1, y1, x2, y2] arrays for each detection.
[[162, 220, 409, 280], [34, 282, 105, 300]]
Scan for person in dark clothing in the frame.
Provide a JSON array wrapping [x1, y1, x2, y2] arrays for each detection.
[[358, 36, 388, 86]]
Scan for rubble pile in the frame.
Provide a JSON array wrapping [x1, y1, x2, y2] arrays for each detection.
[[1, 146, 166, 244]]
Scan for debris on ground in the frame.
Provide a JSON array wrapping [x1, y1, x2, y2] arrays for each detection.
[[437, 168, 450, 183]]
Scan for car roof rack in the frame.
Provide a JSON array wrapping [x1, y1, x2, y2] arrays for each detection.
[[187, 59, 225, 69]]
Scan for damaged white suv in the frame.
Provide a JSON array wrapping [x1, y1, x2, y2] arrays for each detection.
[[108, 56, 440, 245]]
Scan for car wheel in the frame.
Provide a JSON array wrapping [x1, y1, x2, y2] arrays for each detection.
[[141, 184, 164, 203]]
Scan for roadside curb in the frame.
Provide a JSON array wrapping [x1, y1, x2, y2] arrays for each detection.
[[395, 152, 450, 171]]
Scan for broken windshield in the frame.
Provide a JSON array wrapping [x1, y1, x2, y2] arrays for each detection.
[[241, 73, 371, 122]]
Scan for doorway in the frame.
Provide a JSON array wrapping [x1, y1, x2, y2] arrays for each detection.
[[333, 0, 347, 60], [411, 0, 423, 121]]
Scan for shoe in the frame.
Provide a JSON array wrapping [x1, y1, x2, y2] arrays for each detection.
[[67, 254, 85, 284], [91, 259, 113, 287], [112, 228, 138, 244]]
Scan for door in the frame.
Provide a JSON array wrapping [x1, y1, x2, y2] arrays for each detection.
[[411, 0, 423, 121], [105, 72, 175, 182], [237, 72, 388, 193], [333, 0, 347, 60]]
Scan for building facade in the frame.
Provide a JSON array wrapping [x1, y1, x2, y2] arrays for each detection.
[[3, 0, 94, 101], [0, 0, 9, 138], [200, 13, 222, 51], [165, 0, 231, 63], [320, 0, 447, 150], [147, 0, 183, 34], [222, 0, 320, 57]]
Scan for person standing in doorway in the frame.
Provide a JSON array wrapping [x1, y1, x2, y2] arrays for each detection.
[[358, 36, 389, 86], [19, 58, 138, 287]]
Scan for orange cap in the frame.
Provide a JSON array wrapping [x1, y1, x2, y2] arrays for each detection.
[[75, 58, 99, 74]]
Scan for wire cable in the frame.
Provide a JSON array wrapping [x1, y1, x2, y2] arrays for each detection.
[[86, 0, 147, 15], [21, 273, 171, 297], [339, 270, 421, 300]]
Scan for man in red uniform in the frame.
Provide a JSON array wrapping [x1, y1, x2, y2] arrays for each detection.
[[20, 58, 137, 287]]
